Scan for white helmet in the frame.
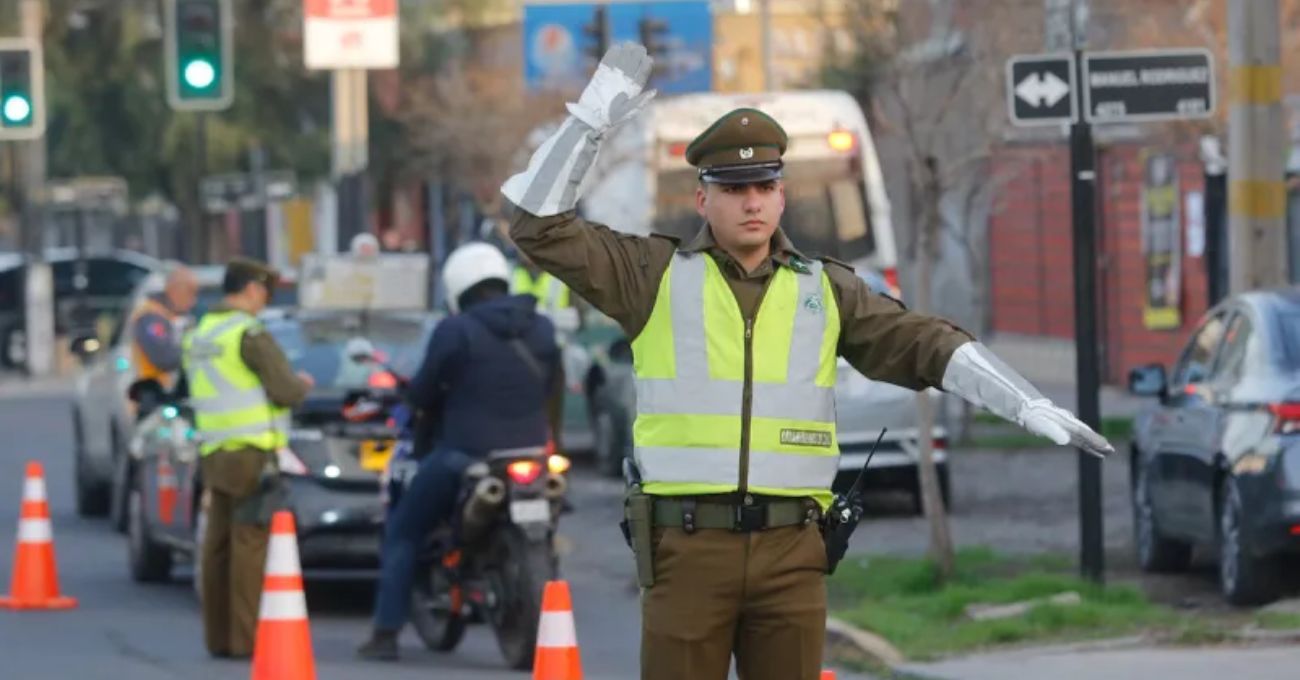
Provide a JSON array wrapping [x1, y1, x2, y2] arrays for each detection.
[[442, 242, 511, 312]]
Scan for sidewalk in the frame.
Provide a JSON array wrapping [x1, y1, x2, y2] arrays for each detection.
[[897, 643, 1300, 680], [0, 371, 75, 398]]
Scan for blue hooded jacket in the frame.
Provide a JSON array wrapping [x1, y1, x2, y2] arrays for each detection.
[[406, 293, 559, 455]]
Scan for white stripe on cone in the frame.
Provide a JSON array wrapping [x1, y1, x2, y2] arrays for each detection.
[[18, 518, 52, 543], [265, 534, 301, 576], [536, 611, 578, 648], [258, 590, 308, 621], [23, 477, 45, 502]]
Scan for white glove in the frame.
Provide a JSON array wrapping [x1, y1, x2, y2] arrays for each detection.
[[501, 43, 657, 217], [1016, 399, 1114, 458], [942, 342, 1113, 458]]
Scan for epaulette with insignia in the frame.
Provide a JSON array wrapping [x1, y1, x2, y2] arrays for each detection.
[[816, 255, 855, 273]]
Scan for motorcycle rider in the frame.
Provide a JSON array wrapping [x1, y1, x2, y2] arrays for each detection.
[[357, 241, 564, 661]]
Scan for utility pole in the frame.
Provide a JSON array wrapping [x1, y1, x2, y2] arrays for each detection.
[[18, 0, 53, 378], [332, 68, 368, 251], [1069, 0, 1104, 585], [759, 0, 773, 91], [1228, 0, 1286, 292]]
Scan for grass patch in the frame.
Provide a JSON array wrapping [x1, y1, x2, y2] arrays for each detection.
[[1255, 611, 1300, 630], [828, 548, 1174, 661]]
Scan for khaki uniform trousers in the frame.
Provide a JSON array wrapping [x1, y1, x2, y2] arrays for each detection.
[[199, 446, 273, 657], [641, 521, 828, 680]]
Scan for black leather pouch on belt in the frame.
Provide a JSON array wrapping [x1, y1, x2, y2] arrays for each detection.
[[233, 456, 287, 526], [622, 491, 656, 589]]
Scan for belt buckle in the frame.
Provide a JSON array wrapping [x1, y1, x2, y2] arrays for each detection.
[[734, 503, 765, 532]]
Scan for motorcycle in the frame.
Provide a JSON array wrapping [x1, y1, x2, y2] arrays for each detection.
[[350, 339, 571, 670]]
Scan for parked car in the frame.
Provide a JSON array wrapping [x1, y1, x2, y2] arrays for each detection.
[[1128, 289, 1300, 605], [0, 249, 159, 369], [70, 265, 296, 527], [125, 308, 434, 582]]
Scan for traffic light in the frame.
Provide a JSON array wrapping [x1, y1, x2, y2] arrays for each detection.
[[0, 39, 44, 140], [583, 5, 610, 67], [164, 0, 233, 111], [639, 17, 670, 80]]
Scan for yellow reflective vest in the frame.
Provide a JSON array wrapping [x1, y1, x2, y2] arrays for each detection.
[[512, 266, 571, 314], [630, 253, 841, 508], [182, 311, 290, 455]]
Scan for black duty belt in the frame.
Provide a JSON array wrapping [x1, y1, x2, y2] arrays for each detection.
[[651, 495, 821, 533]]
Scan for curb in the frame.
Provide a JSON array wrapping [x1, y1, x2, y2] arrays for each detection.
[[825, 617, 906, 671]]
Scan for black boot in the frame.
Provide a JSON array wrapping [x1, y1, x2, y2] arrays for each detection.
[[357, 628, 399, 661]]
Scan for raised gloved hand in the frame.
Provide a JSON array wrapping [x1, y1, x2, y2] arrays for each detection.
[[501, 43, 658, 217], [941, 342, 1113, 458], [568, 42, 656, 133], [1016, 399, 1113, 458]]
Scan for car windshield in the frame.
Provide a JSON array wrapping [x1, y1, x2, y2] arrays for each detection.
[[1273, 312, 1300, 368], [265, 313, 432, 391]]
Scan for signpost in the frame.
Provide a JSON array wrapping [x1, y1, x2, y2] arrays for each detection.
[[1083, 50, 1214, 123], [1005, 46, 1217, 584], [1007, 54, 1075, 125]]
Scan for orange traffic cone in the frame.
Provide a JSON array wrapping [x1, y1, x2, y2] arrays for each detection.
[[0, 461, 76, 610], [821, 671, 837, 680], [157, 459, 178, 525], [250, 511, 315, 680], [533, 580, 582, 680]]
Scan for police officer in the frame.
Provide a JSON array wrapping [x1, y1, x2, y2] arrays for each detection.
[[127, 264, 198, 416], [357, 242, 563, 661], [183, 258, 312, 659], [512, 255, 571, 317], [501, 44, 1114, 680]]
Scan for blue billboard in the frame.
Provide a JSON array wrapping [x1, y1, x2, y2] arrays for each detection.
[[523, 1, 712, 94]]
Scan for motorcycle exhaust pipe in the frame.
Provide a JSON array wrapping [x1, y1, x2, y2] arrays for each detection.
[[543, 472, 567, 500], [460, 477, 507, 541]]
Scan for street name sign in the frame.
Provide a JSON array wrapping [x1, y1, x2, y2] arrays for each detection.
[[1083, 49, 1214, 123]]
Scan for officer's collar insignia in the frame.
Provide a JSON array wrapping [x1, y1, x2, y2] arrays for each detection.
[[803, 294, 824, 313], [788, 257, 811, 274]]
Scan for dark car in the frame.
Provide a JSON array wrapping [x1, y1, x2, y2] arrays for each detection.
[[1128, 289, 1300, 604], [124, 308, 434, 583]]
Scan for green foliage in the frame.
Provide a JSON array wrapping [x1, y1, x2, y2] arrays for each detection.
[[828, 548, 1174, 660]]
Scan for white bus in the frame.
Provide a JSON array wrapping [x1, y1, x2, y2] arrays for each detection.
[[578, 89, 900, 294]]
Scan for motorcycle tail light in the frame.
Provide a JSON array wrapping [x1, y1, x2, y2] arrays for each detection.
[[1268, 403, 1300, 434], [547, 454, 571, 475], [507, 460, 543, 485], [368, 370, 397, 389]]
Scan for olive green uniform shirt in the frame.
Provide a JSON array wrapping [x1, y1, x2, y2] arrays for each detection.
[[508, 210, 973, 391]]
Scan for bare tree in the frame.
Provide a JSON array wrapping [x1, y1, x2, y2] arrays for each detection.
[[825, 0, 1040, 578]]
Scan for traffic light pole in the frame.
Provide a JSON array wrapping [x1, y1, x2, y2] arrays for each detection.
[[194, 111, 209, 263], [1070, 46, 1105, 585]]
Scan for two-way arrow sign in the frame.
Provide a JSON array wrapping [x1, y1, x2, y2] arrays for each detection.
[[1006, 54, 1076, 125], [1015, 71, 1070, 108]]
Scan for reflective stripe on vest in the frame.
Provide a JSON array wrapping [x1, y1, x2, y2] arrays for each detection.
[[182, 311, 290, 455], [512, 267, 571, 313], [630, 253, 841, 507]]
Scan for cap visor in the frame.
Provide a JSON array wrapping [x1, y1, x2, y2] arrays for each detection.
[[701, 164, 784, 184]]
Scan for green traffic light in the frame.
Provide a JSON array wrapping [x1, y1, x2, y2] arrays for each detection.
[[182, 58, 216, 90], [1, 94, 31, 123]]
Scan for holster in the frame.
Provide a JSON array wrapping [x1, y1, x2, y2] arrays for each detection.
[[621, 490, 656, 589], [233, 456, 287, 527]]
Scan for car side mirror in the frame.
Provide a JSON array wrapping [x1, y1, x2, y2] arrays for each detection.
[[1128, 364, 1168, 399], [128, 378, 165, 404], [70, 334, 102, 360]]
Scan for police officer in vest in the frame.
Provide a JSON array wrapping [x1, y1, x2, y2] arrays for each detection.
[[127, 264, 198, 417], [501, 44, 1114, 680], [183, 258, 313, 659], [512, 255, 572, 317]]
